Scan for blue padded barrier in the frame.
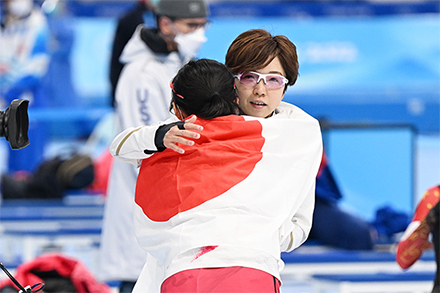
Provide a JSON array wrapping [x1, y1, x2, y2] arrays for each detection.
[[281, 249, 435, 264], [0, 196, 104, 236], [313, 271, 435, 282]]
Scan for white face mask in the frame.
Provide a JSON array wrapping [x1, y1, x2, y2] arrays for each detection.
[[174, 27, 207, 62], [7, 0, 34, 18]]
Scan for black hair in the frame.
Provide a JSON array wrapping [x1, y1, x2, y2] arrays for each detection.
[[170, 59, 239, 120]]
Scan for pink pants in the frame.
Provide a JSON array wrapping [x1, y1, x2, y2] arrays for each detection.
[[161, 266, 280, 293]]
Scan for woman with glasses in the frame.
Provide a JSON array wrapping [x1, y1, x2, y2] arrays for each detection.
[[228, 30, 395, 252], [226, 29, 299, 119], [211, 29, 377, 253], [111, 56, 322, 293], [161, 29, 316, 254]]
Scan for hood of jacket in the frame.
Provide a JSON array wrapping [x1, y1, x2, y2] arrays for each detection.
[[120, 25, 157, 65]]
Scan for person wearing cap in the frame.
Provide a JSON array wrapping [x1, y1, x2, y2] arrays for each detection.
[[97, 1, 210, 292]]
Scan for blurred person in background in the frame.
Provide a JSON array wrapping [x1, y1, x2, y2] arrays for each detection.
[[0, 0, 51, 173], [109, 0, 158, 108], [396, 185, 439, 293], [98, 1, 210, 292], [309, 150, 409, 250], [40, 0, 79, 107]]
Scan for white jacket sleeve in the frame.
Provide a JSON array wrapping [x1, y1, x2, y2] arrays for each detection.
[[110, 117, 178, 166], [280, 181, 316, 252], [275, 101, 322, 252]]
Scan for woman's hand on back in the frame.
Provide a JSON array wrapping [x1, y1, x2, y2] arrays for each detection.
[[164, 115, 203, 154]]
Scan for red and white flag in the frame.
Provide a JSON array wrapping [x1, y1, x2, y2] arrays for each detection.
[[134, 113, 322, 282]]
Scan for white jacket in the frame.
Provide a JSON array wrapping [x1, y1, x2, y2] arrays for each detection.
[[98, 25, 186, 282], [110, 102, 322, 290]]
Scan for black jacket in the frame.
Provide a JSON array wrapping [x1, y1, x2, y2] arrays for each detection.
[[109, 2, 152, 107]]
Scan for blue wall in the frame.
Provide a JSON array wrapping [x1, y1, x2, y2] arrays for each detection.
[[324, 126, 415, 220], [197, 14, 440, 134]]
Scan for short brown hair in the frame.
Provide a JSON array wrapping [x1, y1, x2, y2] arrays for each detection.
[[225, 29, 299, 87]]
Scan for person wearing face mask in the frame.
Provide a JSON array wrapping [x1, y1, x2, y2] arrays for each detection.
[[0, 0, 51, 174], [97, 1, 210, 292]]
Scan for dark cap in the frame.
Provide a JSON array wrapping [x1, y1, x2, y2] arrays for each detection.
[[155, 0, 209, 19]]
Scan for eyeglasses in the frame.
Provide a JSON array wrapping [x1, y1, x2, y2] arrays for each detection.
[[234, 71, 288, 89]]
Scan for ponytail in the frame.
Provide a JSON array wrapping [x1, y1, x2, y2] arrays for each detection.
[[198, 91, 237, 119]]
